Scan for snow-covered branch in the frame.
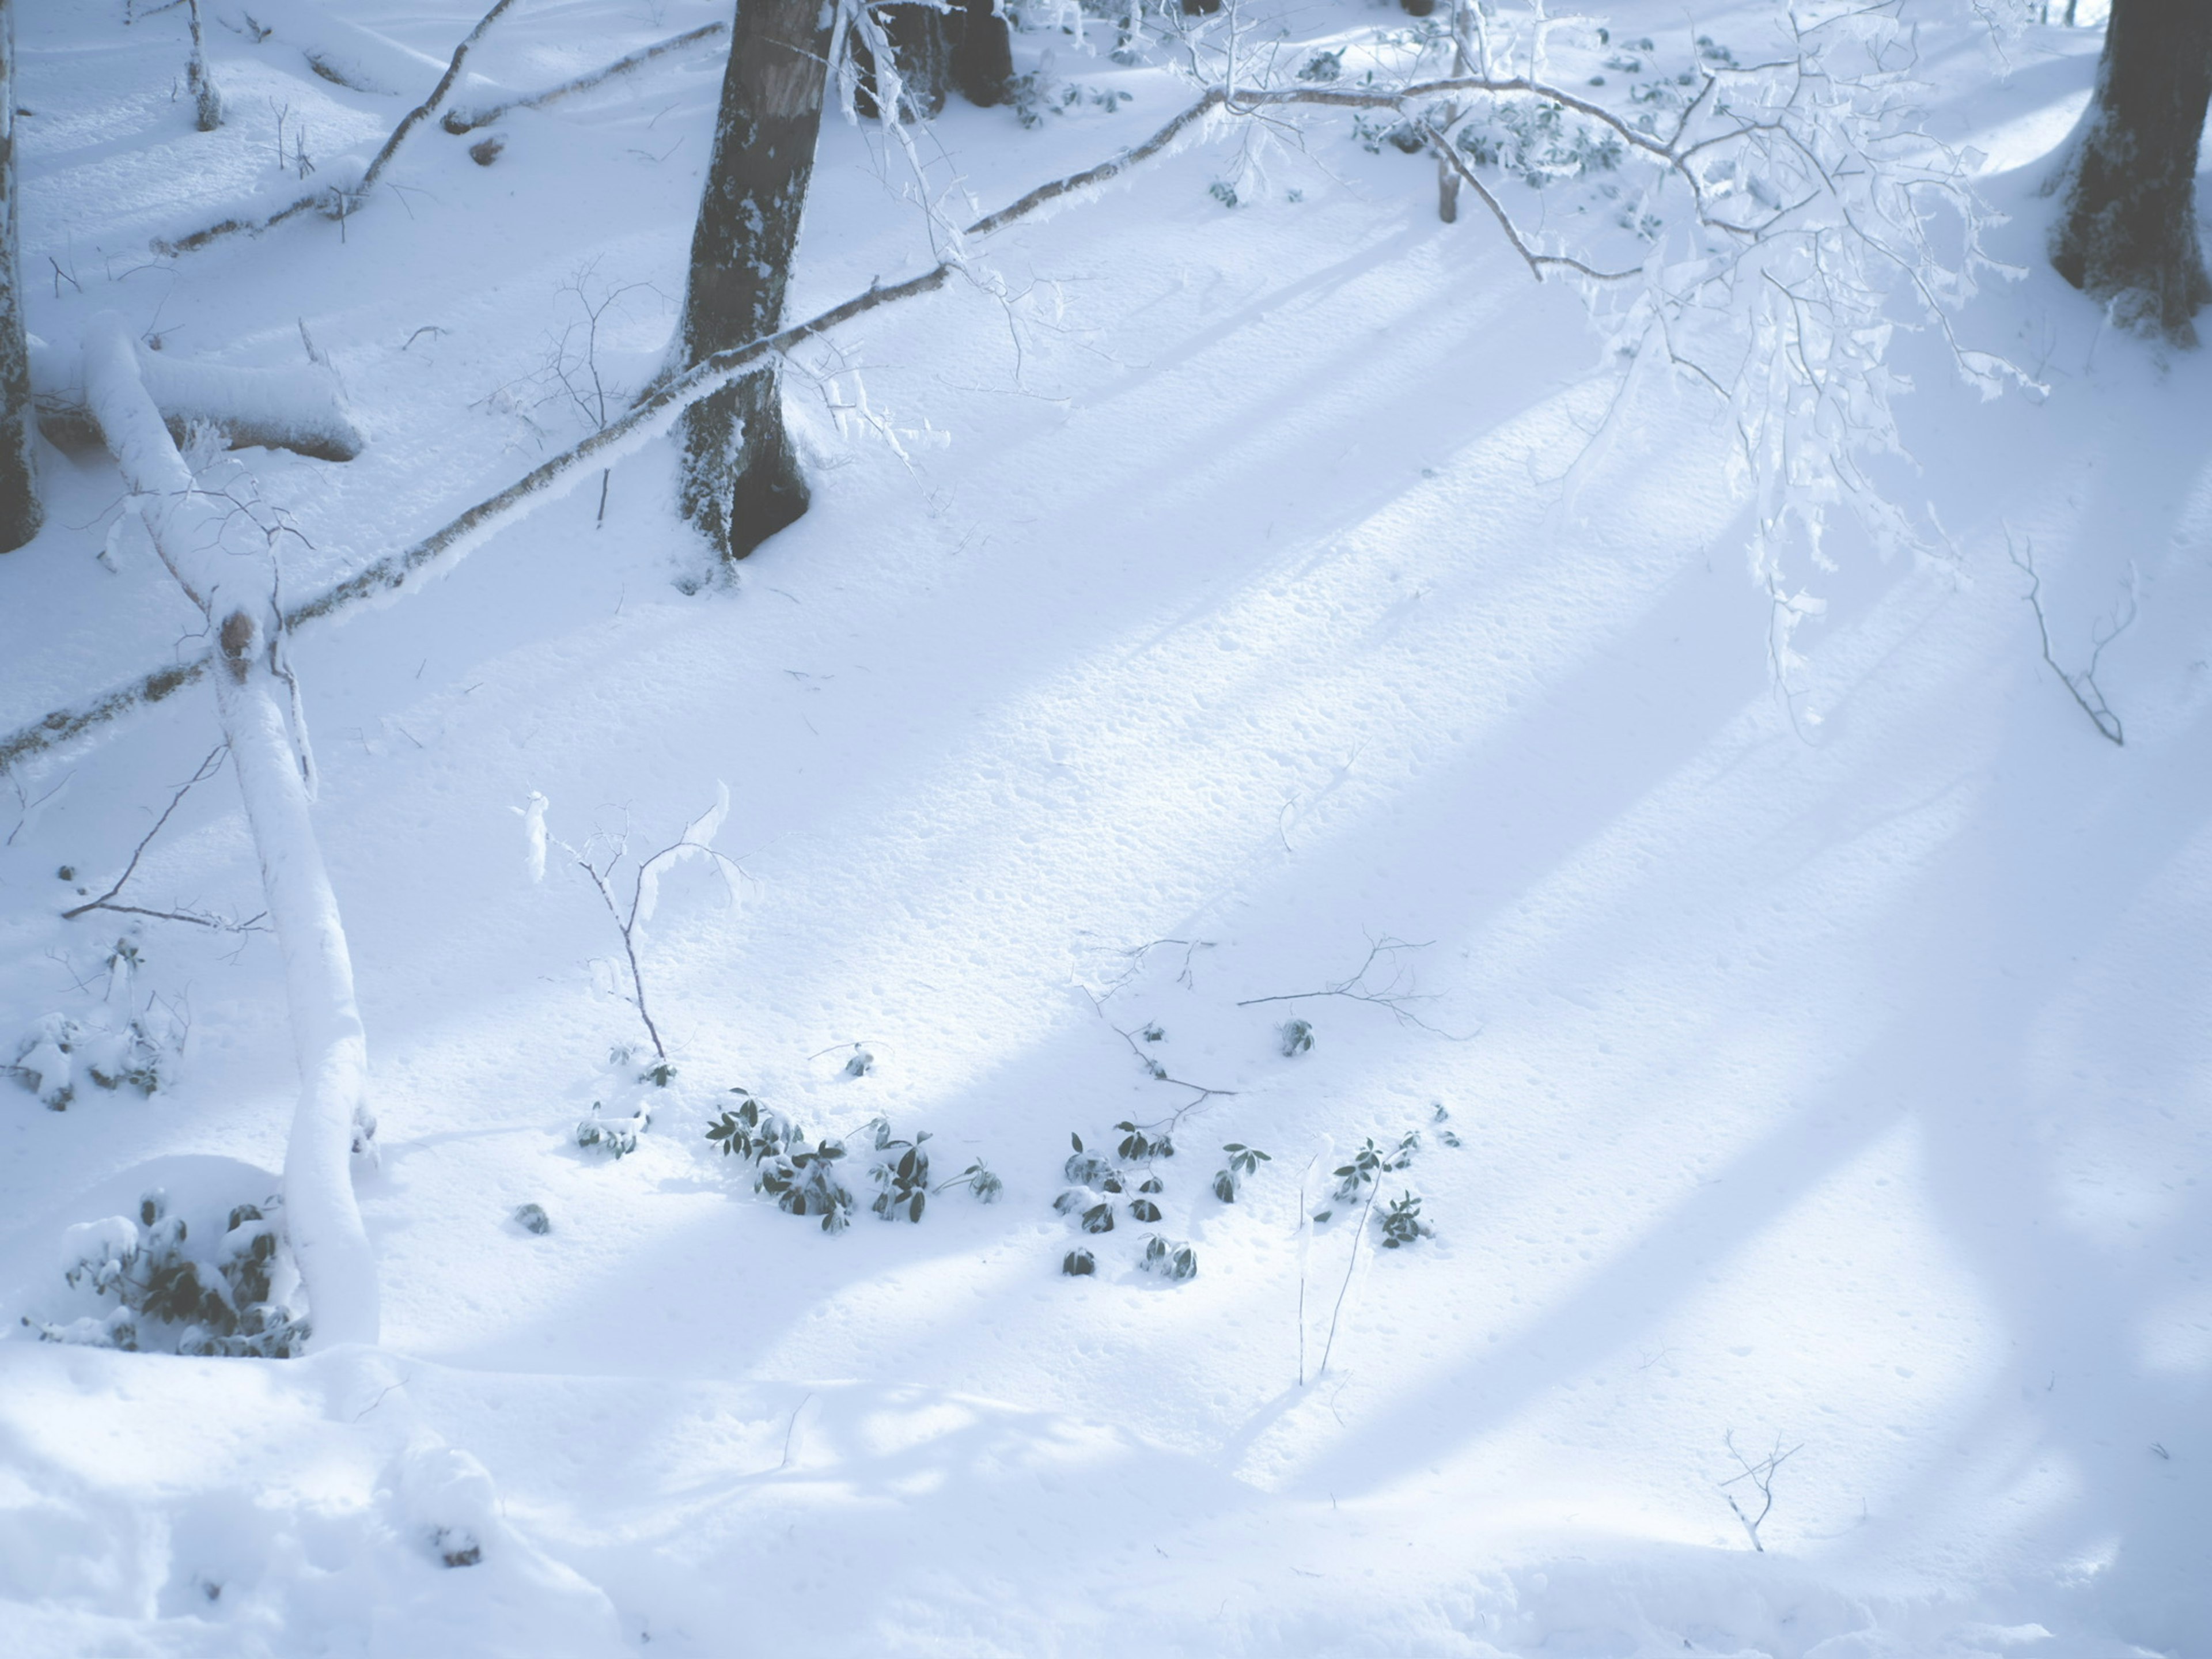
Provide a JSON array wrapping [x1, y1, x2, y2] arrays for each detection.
[[78, 309, 380, 1349]]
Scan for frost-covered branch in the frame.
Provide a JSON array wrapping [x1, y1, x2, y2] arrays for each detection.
[[525, 786, 741, 1061], [440, 21, 727, 134]]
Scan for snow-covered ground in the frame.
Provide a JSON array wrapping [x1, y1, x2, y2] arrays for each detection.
[[0, 1, 2203, 1654]]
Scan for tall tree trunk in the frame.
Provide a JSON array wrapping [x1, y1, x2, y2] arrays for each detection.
[[0, 0, 41, 553], [948, 0, 1012, 108], [673, 0, 834, 563], [2051, 0, 2212, 343]]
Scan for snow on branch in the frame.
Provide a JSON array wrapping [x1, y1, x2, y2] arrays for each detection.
[[439, 21, 727, 135], [31, 331, 365, 462]]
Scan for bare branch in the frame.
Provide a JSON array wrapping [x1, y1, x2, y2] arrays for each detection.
[[60, 744, 250, 927], [2010, 535, 2129, 747], [1238, 936, 1477, 1040]]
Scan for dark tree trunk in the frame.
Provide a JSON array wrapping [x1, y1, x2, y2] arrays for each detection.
[[854, 6, 950, 123], [948, 0, 1012, 108], [674, 0, 834, 562], [0, 0, 40, 554], [2051, 0, 2212, 343]]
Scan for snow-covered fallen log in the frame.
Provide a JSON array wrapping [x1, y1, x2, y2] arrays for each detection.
[[30, 332, 366, 462], [78, 309, 380, 1350]]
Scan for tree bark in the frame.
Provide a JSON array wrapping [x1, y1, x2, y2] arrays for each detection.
[[673, 0, 834, 562], [1, 0, 40, 552], [948, 0, 1012, 108], [2051, 0, 2212, 343]]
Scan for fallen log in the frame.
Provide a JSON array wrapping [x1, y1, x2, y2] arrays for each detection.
[[30, 332, 366, 462]]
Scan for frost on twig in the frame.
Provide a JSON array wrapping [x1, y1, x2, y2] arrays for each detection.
[[2009, 535, 2131, 747], [524, 785, 743, 1061], [1719, 1430, 1801, 1552]]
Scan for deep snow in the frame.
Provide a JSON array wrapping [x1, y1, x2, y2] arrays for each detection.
[[0, 1, 2204, 1654]]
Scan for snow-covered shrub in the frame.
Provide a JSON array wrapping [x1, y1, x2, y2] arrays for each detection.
[[22, 1189, 307, 1357], [1062, 1247, 1096, 1276], [8, 1006, 171, 1109], [1138, 1235, 1198, 1282], [512, 1203, 551, 1235], [574, 1102, 649, 1158], [1279, 1019, 1313, 1058]]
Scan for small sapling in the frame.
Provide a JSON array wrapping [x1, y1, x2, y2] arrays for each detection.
[[575, 1102, 648, 1158], [1213, 1142, 1271, 1202], [865, 1118, 930, 1222], [937, 1158, 1003, 1202], [1378, 1192, 1431, 1247]]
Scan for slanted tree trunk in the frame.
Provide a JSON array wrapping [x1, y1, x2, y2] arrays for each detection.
[[948, 0, 1012, 108], [81, 310, 380, 1350], [2051, 0, 2212, 343], [0, 0, 40, 552], [855, 6, 950, 122], [673, 0, 835, 562]]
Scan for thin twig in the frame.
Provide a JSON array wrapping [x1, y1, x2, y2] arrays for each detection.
[[2010, 535, 2129, 747], [60, 744, 236, 923], [1238, 937, 1477, 1040], [1314, 1177, 1379, 1382]]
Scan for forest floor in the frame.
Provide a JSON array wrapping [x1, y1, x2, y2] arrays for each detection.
[[0, 1, 2204, 1654]]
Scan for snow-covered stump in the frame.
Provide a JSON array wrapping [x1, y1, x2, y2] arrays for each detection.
[[79, 310, 380, 1349]]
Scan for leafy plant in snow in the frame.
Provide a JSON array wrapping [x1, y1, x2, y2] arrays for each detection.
[[23, 1189, 308, 1358], [707, 1090, 988, 1232], [9, 937, 191, 1109], [1139, 1234, 1198, 1282], [1279, 1018, 1314, 1057], [865, 1118, 930, 1222], [575, 1101, 649, 1158], [1312, 1131, 1421, 1224], [1213, 1141, 1271, 1203], [1378, 1192, 1433, 1247]]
